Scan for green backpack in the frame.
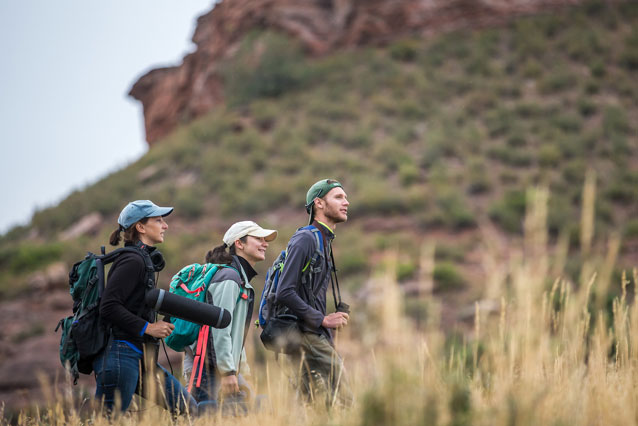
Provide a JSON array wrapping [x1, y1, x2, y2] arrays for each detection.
[[55, 246, 154, 384], [164, 263, 236, 352]]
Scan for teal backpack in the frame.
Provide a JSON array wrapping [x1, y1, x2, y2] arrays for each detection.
[[164, 263, 236, 352]]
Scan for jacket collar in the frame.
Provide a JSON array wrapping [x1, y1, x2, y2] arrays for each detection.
[[231, 255, 253, 290], [312, 220, 335, 242]]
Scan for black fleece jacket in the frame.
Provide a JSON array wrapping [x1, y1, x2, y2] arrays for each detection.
[[99, 243, 156, 350]]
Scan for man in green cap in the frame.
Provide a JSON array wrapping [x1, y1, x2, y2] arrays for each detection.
[[274, 178, 352, 406]]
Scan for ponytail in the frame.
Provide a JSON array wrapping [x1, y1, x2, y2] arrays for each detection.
[[205, 236, 247, 265], [109, 227, 122, 246], [109, 218, 149, 246]]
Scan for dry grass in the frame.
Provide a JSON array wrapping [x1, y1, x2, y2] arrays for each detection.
[[5, 173, 638, 425]]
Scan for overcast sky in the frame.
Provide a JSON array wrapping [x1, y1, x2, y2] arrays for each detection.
[[0, 1, 215, 234]]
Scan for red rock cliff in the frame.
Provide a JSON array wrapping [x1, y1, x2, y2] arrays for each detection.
[[129, 0, 586, 145]]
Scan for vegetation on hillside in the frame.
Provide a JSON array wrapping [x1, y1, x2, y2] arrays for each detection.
[[1, 0, 637, 307]]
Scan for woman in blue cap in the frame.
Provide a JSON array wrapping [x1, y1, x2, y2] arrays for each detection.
[[93, 200, 197, 415]]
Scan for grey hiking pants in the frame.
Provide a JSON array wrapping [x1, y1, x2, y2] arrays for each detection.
[[290, 332, 353, 408]]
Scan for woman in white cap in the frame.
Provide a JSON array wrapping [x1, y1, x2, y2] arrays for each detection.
[[184, 220, 277, 412], [94, 200, 196, 415]]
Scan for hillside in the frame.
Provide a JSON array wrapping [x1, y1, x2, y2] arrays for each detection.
[[1, 0, 638, 413]]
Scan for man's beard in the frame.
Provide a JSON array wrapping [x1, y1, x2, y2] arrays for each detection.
[[325, 205, 347, 224]]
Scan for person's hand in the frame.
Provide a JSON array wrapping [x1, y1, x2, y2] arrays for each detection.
[[321, 312, 349, 329], [221, 374, 240, 395], [144, 320, 175, 338]]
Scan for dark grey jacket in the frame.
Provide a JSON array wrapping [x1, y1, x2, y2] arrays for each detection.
[[275, 222, 334, 341]]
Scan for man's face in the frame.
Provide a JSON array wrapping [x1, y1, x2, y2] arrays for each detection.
[[321, 187, 349, 224]]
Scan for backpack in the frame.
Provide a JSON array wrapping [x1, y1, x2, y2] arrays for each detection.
[[55, 246, 153, 384], [257, 225, 324, 329], [164, 263, 236, 352]]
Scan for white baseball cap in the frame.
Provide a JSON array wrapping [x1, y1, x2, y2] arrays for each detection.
[[222, 221, 277, 246]]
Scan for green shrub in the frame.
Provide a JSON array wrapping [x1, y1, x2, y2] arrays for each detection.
[[356, 179, 407, 215], [344, 127, 373, 148], [539, 70, 578, 94], [435, 244, 466, 262], [175, 186, 206, 219], [547, 194, 571, 235], [399, 99, 426, 120], [307, 98, 359, 122], [623, 219, 638, 238], [2, 242, 64, 274], [397, 260, 418, 282], [605, 181, 635, 205], [487, 145, 532, 167], [495, 82, 522, 99], [620, 30, 638, 70], [603, 106, 631, 137], [398, 161, 420, 186], [484, 108, 514, 138], [339, 250, 368, 276], [551, 113, 583, 133], [506, 132, 527, 148], [520, 57, 544, 78], [489, 190, 526, 233], [613, 74, 638, 99], [433, 262, 466, 291], [538, 144, 562, 167], [513, 18, 547, 60], [466, 161, 492, 195], [466, 91, 498, 115], [560, 26, 602, 61], [221, 31, 312, 105], [514, 102, 543, 119], [374, 141, 410, 172], [578, 98, 597, 117], [589, 59, 606, 78], [562, 158, 586, 184], [389, 39, 420, 62], [435, 190, 477, 230], [250, 101, 279, 130], [465, 54, 494, 77]]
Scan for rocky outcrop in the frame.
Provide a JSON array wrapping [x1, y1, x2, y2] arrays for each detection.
[[130, 0, 589, 145], [60, 213, 103, 241]]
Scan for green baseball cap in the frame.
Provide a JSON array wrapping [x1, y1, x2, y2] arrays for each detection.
[[305, 179, 343, 214]]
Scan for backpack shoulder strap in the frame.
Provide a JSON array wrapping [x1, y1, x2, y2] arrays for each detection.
[[109, 246, 155, 286], [206, 264, 244, 303], [296, 225, 323, 273]]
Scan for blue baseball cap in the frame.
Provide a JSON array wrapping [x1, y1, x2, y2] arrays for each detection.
[[118, 200, 173, 230]]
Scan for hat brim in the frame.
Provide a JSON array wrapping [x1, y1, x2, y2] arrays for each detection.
[[148, 206, 174, 218], [248, 229, 277, 242]]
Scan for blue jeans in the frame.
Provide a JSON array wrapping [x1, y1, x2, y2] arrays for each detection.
[[93, 340, 197, 415]]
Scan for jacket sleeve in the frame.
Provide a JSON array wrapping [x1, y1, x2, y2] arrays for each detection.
[[240, 347, 250, 377], [100, 255, 148, 336], [275, 232, 324, 329], [208, 279, 240, 375]]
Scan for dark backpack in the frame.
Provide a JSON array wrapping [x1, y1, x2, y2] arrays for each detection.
[[55, 246, 153, 384], [257, 225, 324, 329]]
